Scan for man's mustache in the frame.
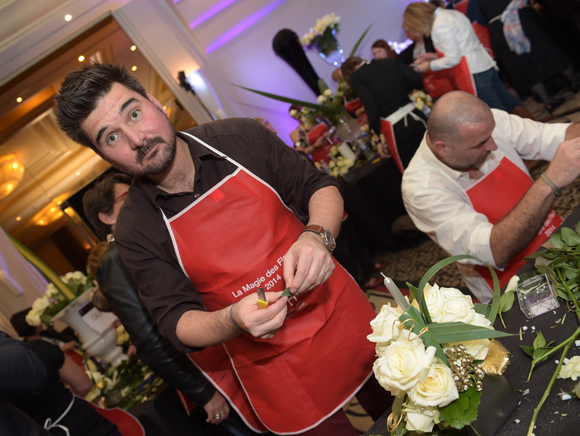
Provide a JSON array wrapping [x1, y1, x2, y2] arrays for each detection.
[[136, 137, 165, 164]]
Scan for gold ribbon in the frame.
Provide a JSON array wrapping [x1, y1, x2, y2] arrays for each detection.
[[481, 339, 511, 375]]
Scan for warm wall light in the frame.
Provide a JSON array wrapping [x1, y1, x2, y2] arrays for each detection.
[[131, 66, 137, 71], [0, 155, 25, 200], [131, 45, 137, 51], [16, 216, 21, 221], [65, 14, 72, 21], [78, 55, 85, 62], [16, 97, 22, 103], [32, 195, 68, 226]]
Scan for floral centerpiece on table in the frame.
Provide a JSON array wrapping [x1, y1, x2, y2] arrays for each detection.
[[26, 271, 94, 327], [300, 13, 340, 50], [84, 354, 163, 410], [370, 255, 515, 434]]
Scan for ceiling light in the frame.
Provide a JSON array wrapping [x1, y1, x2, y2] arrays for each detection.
[[131, 66, 137, 71], [65, 14, 72, 21], [76, 171, 80, 176], [78, 55, 85, 62], [0, 155, 25, 200], [16, 216, 21, 221], [16, 97, 22, 103], [131, 45, 137, 51]]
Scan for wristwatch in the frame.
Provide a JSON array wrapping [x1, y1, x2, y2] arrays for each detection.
[[301, 224, 336, 254]]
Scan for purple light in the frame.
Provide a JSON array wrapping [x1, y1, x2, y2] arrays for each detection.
[[206, 0, 286, 54], [189, 0, 238, 29]]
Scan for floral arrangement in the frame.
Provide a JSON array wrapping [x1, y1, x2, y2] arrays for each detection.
[[328, 154, 354, 178], [26, 271, 94, 327], [300, 13, 340, 50], [409, 89, 433, 115], [84, 355, 163, 410], [369, 255, 514, 434]]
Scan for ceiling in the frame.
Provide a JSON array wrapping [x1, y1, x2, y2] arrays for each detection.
[[0, 16, 195, 247]]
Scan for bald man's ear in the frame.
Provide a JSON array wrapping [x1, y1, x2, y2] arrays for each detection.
[[433, 140, 452, 158]]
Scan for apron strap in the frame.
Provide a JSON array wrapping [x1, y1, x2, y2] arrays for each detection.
[[44, 393, 75, 436], [181, 131, 243, 169]]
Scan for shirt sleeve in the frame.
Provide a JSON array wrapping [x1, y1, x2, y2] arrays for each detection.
[[430, 20, 462, 71], [350, 69, 381, 136]]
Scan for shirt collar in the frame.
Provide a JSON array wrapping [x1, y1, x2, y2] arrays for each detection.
[[135, 131, 224, 205], [419, 136, 464, 181]]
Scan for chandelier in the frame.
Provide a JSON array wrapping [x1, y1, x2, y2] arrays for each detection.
[[0, 155, 25, 200]]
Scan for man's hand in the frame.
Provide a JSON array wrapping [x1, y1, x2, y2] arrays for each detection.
[[282, 231, 335, 295], [412, 61, 430, 73], [204, 391, 230, 425], [543, 136, 580, 189], [231, 291, 288, 339], [377, 142, 391, 159], [311, 131, 332, 149]]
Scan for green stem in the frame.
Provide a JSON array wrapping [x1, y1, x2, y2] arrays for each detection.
[[526, 362, 536, 383], [556, 268, 580, 324], [526, 339, 574, 436], [531, 327, 580, 364]]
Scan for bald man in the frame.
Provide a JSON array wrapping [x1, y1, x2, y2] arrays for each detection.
[[402, 91, 580, 302]]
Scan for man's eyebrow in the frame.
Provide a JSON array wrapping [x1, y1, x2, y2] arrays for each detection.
[[95, 97, 138, 145]]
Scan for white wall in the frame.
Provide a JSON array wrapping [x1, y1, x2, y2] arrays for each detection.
[[193, 0, 416, 144]]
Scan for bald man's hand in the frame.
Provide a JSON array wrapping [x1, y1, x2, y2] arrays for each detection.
[[544, 137, 580, 190]]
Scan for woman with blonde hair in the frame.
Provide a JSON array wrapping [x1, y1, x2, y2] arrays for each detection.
[[403, 1, 526, 114]]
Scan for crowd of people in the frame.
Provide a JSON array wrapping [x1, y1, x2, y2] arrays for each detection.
[[4, 1, 580, 435]]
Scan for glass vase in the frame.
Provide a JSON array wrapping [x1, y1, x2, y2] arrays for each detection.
[[314, 29, 345, 66], [334, 114, 361, 143]]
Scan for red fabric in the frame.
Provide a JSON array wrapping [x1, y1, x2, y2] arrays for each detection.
[[64, 350, 84, 367], [344, 98, 363, 113], [422, 56, 476, 98], [88, 403, 144, 436], [454, 0, 496, 58], [168, 159, 376, 433], [466, 157, 562, 293], [307, 123, 333, 164], [380, 119, 404, 174]]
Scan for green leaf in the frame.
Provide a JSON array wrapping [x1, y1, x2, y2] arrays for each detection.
[[439, 386, 481, 429], [533, 331, 546, 349], [561, 227, 580, 246], [278, 287, 294, 300], [235, 85, 346, 117], [521, 345, 534, 358], [499, 290, 515, 313], [551, 232, 564, 249], [532, 346, 553, 362], [426, 322, 515, 343], [417, 255, 501, 325], [399, 307, 448, 366], [474, 303, 491, 317], [349, 24, 372, 57]]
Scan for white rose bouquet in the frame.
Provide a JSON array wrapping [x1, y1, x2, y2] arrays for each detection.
[[26, 271, 94, 327], [300, 13, 340, 50], [369, 255, 515, 434]]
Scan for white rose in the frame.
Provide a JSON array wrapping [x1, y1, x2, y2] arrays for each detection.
[[412, 283, 445, 323], [404, 401, 439, 433], [32, 296, 50, 312], [367, 303, 404, 344], [373, 333, 437, 396], [560, 356, 580, 381], [470, 312, 492, 327], [339, 167, 349, 176], [26, 312, 41, 327], [317, 95, 326, 104], [439, 287, 475, 324], [46, 283, 59, 297], [408, 358, 459, 407], [505, 275, 519, 293], [323, 89, 333, 97], [289, 109, 297, 117], [344, 159, 354, 168], [72, 271, 85, 281]]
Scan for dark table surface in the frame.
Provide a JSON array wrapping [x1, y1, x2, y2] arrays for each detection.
[[364, 205, 580, 436], [339, 157, 407, 252]]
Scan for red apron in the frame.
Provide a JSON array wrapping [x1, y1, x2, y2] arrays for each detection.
[[465, 157, 562, 296], [422, 52, 476, 98], [164, 133, 377, 434], [380, 119, 404, 174], [308, 123, 333, 165]]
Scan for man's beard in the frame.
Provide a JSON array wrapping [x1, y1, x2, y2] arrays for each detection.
[[127, 129, 177, 177]]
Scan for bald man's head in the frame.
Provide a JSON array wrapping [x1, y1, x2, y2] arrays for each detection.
[[427, 91, 492, 145], [426, 92, 497, 171]]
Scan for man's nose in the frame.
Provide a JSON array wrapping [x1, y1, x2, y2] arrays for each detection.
[[127, 129, 146, 149], [486, 138, 498, 152]]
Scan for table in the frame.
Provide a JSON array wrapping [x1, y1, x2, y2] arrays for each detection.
[[339, 157, 407, 252], [364, 205, 580, 435]]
